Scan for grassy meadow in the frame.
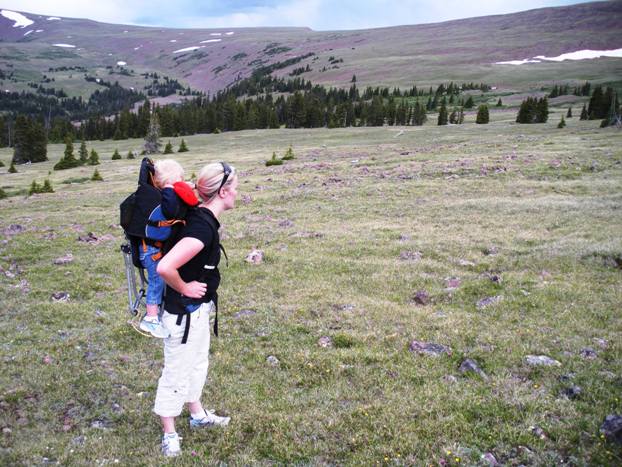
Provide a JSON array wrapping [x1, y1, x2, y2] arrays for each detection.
[[0, 110, 621, 465]]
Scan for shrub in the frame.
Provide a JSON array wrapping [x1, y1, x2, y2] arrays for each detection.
[[476, 105, 490, 124], [88, 149, 100, 165], [0, 187, 6, 199], [163, 141, 174, 154], [111, 149, 122, 160], [127, 150, 135, 159], [282, 146, 295, 160], [0, 160, 4, 167], [91, 169, 103, 181], [266, 152, 283, 166], [558, 115, 566, 129], [178, 139, 189, 152], [8, 162, 17, 173], [29, 179, 54, 195]]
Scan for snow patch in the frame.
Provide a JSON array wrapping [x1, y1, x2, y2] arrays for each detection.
[[535, 48, 622, 61], [1, 10, 34, 28], [200, 39, 221, 44], [117, 61, 127, 66], [210, 33, 221, 36], [173, 46, 204, 54], [134, 45, 142, 50], [495, 59, 541, 65], [225, 31, 234, 35], [35, 29, 43, 33], [24, 30, 33, 36], [170, 39, 177, 42], [53, 43, 76, 48], [47, 17, 61, 21]]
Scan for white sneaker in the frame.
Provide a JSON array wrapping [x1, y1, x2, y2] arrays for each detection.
[[162, 432, 181, 457], [139, 316, 169, 338], [189, 409, 230, 428]]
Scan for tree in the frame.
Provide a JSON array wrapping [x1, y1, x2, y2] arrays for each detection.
[[0, 187, 6, 199], [12, 115, 48, 164], [143, 111, 162, 154], [54, 136, 80, 170], [580, 104, 588, 120], [464, 96, 474, 109], [178, 139, 189, 152], [127, 150, 135, 159], [78, 140, 88, 165], [566, 107, 572, 118], [437, 102, 448, 125], [91, 169, 103, 181], [496, 98, 503, 107], [476, 105, 489, 124], [557, 115, 566, 128], [516, 97, 548, 124], [8, 161, 17, 173], [163, 141, 174, 154], [112, 149, 122, 160], [351, 74, 356, 83], [88, 149, 100, 165]]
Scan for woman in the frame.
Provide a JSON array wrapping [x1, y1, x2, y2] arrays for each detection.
[[154, 161, 238, 457]]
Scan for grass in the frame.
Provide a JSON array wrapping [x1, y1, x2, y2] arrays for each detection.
[[0, 113, 621, 465]]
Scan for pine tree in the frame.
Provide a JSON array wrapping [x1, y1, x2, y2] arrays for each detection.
[[78, 140, 88, 165], [91, 169, 103, 181], [464, 96, 474, 109], [143, 111, 162, 154], [566, 107, 572, 118], [12, 115, 48, 164], [163, 141, 174, 154], [88, 149, 100, 165], [111, 149, 122, 160], [0, 160, 4, 167], [496, 98, 503, 107], [580, 104, 588, 120], [54, 137, 80, 170], [557, 115, 566, 128], [351, 74, 356, 83], [42, 179, 54, 193], [476, 105, 489, 124], [282, 146, 295, 160], [266, 152, 283, 166], [437, 102, 448, 126], [178, 139, 189, 152], [29, 180, 41, 195], [449, 109, 458, 124], [458, 108, 465, 124], [0, 187, 6, 199], [8, 162, 17, 173], [127, 150, 135, 159]]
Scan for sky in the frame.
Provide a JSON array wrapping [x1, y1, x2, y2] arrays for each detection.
[[1, 0, 593, 30]]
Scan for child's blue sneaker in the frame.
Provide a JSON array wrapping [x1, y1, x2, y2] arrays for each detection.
[[139, 316, 169, 338], [189, 409, 230, 429]]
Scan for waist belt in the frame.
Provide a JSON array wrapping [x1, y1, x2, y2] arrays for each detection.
[[169, 292, 218, 344]]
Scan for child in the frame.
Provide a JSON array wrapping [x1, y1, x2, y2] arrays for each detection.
[[139, 159, 198, 338]]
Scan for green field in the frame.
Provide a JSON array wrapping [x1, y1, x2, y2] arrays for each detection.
[[0, 111, 621, 465]]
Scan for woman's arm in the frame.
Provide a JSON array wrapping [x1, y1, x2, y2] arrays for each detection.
[[156, 237, 207, 298]]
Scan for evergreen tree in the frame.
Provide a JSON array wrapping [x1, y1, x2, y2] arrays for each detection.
[[54, 136, 80, 170], [111, 149, 122, 160], [282, 146, 295, 160], [78, 140, 88, 165], [476, 105, 489, 124], [0, 160, 4, 167], [558, 115, 566, 128], [464, 96, 474, 109], [91, 169, 103, 181], [178, 139, 189, 152], [0, 187, 6, 199], [42, 179, 54, 193], [88, 149, 100, 165], [143, 111, 162, 154], [127, 150, 135, 159], [449, 109, 458, 124], [28, 180, 41, 195], [266, 152, 283, 166], [163, 141, 174, 154], [458, 108, 465, 124], [351, 74, 356, 83], [580, 104, 588, 120], [496, 98, 503, 107], [566, 107, 572, 118], [8, 162, 17, 173], [12, 115, 48, 164], [437, 102, 448, 125]]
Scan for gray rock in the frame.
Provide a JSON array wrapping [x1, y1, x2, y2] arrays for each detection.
[[399, 250, 422, 261], [51, 292, 70, 302], [318, 336, 333, 348], [412, 290, 430, 306], [579, 347, 597, 359], [409, 340, 451, 357], [482, 246, 498, 256], [445, 277, 461, 289], [245, 249, 264, 264], [458, 358, 488, 379], [2, 427, 11, 435], [476, 296, 503, 309], [481, 453, 498, 466], [233, 309, 256, 319], [525, 355, 561, 367], [600, 414, 622, 445], [90, 420, 108, 429], [594, 338, 608, 349], [561, 385, 582, 399], [266, 355, 280, 367], [530, 425, 547, 439], [443, 375, 458, 384]]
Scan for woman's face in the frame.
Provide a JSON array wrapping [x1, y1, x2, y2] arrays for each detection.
[[222, 176, 239, 211]]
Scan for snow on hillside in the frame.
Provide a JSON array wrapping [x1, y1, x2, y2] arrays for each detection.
[[1, 10, 34, 28], [47, 17, 61, 21], [200, 39, 221, 44], [53, 43, 76, 48], [173, 46, 204, 54], [496, 48, 622, 65]]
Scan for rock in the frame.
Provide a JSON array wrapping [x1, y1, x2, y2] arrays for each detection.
[[445, 277, 461, 289], [476, 296, 503, 309], [409, 340, 451, 357], [579, 347, 597, 359], [2, 427, 12, 435], [78, 232, 99, 244], [72, 435, 86, 446], [481, 452, 498, 466], [53, 253, 74, 265], [318, 336, 333, 348], [278, 219, 294, 228], [51, 292, 70, 302], [525, 355, 561, 367], [398, 234, 411, 242], [458, 358, 488, 379], [4, 224, 24, 236], [90, 420, 107, 429], [111, 403, 123, 414], [412, 290, 430, 306], [399, 250, 422, 261], [266, 355, 280, 367], [600, 414, 622, 445], [530, 425, 547, 439], [482, 246, 498, 256], [241, 194, 252, 205], [594, 338, 608, 349], [458, 259, 475, 267], [245, 249, 264, 264], [233, 309, 256, 319], [485, 272, 502, 284], [561, 385, 582, 399], [443, 375, 458, 384]]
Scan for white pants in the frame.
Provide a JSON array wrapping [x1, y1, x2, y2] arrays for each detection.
[[153, 301, 214, 417]]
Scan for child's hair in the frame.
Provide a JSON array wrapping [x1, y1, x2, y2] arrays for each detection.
[[153, 159, 184, 188], [196, 162, 236, 201]]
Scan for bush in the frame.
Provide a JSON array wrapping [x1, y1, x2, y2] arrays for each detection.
[[91, 169, 103, 181], [163, 141, 174, 154], [558, 115, 566, 129], [266, 152, 283, 166], [0, 187, 7, 199], [8, 162, 17, 173], [88, 149, 100, 165], [476, 105, 490, 124], [111, 149, 122, 160], [0, 160, 4, 167], [127, 150, 135, 159], [29, 179, 54, 195]]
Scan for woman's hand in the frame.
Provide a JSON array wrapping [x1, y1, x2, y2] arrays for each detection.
[[182, 281, 207, 299]]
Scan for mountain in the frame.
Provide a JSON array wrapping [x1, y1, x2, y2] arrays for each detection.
[[1, 1, 621, 102]]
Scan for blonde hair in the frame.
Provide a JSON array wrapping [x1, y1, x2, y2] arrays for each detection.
[[154, 159, 184, 188], [196, 162, 237, 201]]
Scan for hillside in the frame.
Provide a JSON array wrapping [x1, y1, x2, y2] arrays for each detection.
[[1, 1, 622, 101]]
